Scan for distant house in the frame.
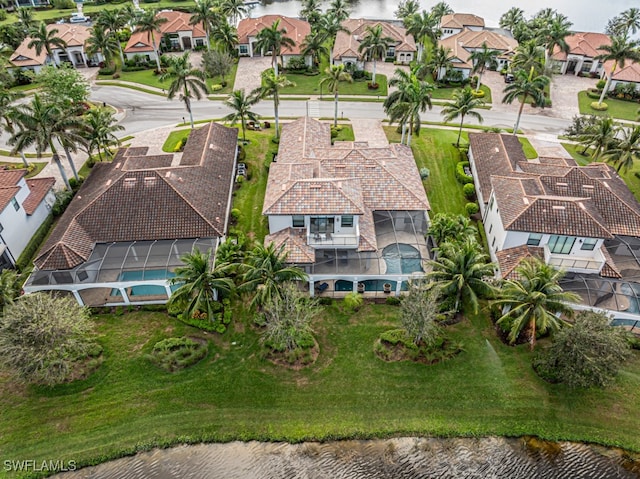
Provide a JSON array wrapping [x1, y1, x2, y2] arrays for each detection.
[[332, 19, 416, 69], [9, 24, 102, 73], [124, 10, 207, 62], [24, 122, 238, 307], [236, 15, 311, 67], [603, 60, 640, 93], [262, 117, 430, 297], [0, 169, 55, 270], [551, 32, 611, 76], [438, 29, 517, 79], [440, 13, 485, 39]]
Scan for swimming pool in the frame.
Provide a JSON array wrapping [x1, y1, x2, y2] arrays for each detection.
[[382, 244, 422, 274], [112, 269, 177, 297]]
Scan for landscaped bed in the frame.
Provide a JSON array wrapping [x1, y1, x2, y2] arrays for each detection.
[[577, 91, 640, 121]]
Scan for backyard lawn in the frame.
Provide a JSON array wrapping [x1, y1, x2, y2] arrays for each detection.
[[577, 91, 640, 121]]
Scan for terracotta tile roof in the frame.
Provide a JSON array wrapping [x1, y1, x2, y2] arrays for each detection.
[[237, 15, 310, 55], [263, 178, 365, 215], [333, 19, 416, 61], [0, 169, 27, 187], [34, 122, 238, 271], [439, 29, 517, 70], [608, 60, 640, 83], [9, 40, 48, 67], [440, 13, 485, 29], [496, 246, 544, 280], [600, 245, 622, 278], [551, 32, 611, 62], [23, 177, 55, 215], [125, 11, 205, 54], [125, 154, 174, 170], [11, 24, 94, 68], [0, 186, 20, 211], [124, 30, 155, 54], [265, 227, 315, 263]]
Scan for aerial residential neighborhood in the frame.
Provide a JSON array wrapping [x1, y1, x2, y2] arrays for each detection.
[[0, 0, 639, 476]]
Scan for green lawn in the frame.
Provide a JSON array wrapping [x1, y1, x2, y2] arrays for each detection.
[[578, 91, 640, 121], [162, 128, 191, 152], [519, 137, 537, 159], [0, 161, 47, 178], [282, 72, 388, 97], [430, 84, 492, 104]]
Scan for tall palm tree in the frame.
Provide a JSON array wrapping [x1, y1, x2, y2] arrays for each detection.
[[0, 88, 22, 134], [426, 45, 454, 81], [95, 8, 127, 66], [357, 25, 395, 86], [576, 116, 616, 159], [495, 259, 580, 350], [28, 23, 67, 68], [8, 95, 86, 190], [83, 107, 124, 161], [314, 11, 350, 47], [502, 66, 550, 134], [427, 237, 495, 314], [595, 36, 640, 106], [169, 248, 234, 321], [499, 7, 525, 33], [160, 53, 208, 129], [441, 87, 484, 147], [510, 41, 545, 75], [86, 27, 120, 70], [301, 31, 329, 68], [223, 89, 260, 142], [16, 7, 36, 34], [190, 0, 218, 52], [327, 0, 350, 22], [255, 19, 295, 77], [135, 9, 168, 72], [299, 0, 323, 25], [211, 21, 238, 54], [240, 242, 307, 309], [537, 15, 572, 68], [386, 75, 433, 144], [469, 42, 500, 93], [121, 4, 144, 29], [405, 10, 440, 61], [430, 1, 453, 26], [219, 0, 247, 26], [320, 64, 353, 127], [427, 213, 477, 247], [395, 0, 420, 24], [618, 7, 640, 37], [255, 69, 294, 139], [603, 125, 640, 173]]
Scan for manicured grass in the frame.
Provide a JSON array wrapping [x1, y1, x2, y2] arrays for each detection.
[[282, 72, 388, 97], [162, 128, 191, 153], [0, 161, 47, 178], [519, 137, 537, 159], [206, 62, 237, 95], [385, 126, 466, 216], [578, 91, 640, 121], [333, 125, 355, 141], [431, 84, 492, 104], [1, 305, 638, 472], [95, 81, 165, 97]]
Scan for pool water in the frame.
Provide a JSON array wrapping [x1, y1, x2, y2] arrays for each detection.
[[111, 269, 177, 297], [382, 244, 422, 274]]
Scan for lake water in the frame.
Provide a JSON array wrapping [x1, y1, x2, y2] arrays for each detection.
[[251, 0, 639, 35], [54, 437, 639, 478]]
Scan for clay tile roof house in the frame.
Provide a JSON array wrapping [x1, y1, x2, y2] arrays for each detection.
[[236, 15, 312, 67], [262, 117, 430, 296], [24, 122, 238, 307], [124, 10, 207, 61], [0, 169, 55, 270], [551, 32, 612, 76], [440, 13, 485, 39], [438, 28, 518, 79], [468, 132, 640, 318], [332, 19, 417, 69], [10, 24, 102, 73]]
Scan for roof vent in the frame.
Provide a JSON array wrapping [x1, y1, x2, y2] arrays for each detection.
[[115, 162, 122, 169], [144, 176, 156, 187], [582, 184, 594, 190], [123, 178, 137, 187], [106, 179, 112, 186], [523, 197, 530, 205], [165, 171, 172, 178], [335, 164, 346, 168], [494, 147, 499, 153], [578, 202, 586, 210], [309, 184, 322, 189], [552, 205, 566, 210], [556, 182, 568, 187], [603, 181, 610, 189]]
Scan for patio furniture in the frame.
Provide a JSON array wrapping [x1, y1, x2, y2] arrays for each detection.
[[315, 282, 329, 294]]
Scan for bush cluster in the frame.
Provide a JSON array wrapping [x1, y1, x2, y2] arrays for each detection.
[[150, 337, 208, 372], [455, 161, 473, 184]]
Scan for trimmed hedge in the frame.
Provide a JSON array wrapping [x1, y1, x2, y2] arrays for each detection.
[[455, 161, 474, 184], [465, 202, 479, 215], [591, 101, 608, 111], [15, 214, 54, 272]]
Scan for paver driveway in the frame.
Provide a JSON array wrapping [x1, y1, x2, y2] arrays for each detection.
[[233, 57, 272, 92]]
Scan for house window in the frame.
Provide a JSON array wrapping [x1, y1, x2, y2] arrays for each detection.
[[310, 216, 335, 234], [239, 45, 248, 55], [11, 198, 19, 211], [341, 215, 353, 228], [488, 224, 493, 234], [491, 237, 496, 248], [195, 39, 204, 47], [386, 46, 395, 58], [548, 235, 576, 254], [488, 196, 494, 210], [581, 238, 598, 251], [292, 215, 304, 227], [527, 233, 542, 246]]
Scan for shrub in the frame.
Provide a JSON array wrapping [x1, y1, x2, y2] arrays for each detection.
[[149, 337, 208, 372], [0, 10, 7, 21], [68, 176, 84, 190], [586, 88, 601, 99], [465, 202, 479, 215], [590, 101, 608, 111], [419, 167, 430, 180], [173, 139, 184, 152], [51, 0, 74, 7], [318, 297, 333, 306], [455, 161, 474, 184], [112, 72, 120, 79], [385, 296, 402, 306], [471, 89, 485, 98], [596, 79, 606, 90], [230, 208, 241, 221], [463, 183, 476, 199], [367, 82, 379, 90], [52, 189, 74, 216], [330, 127, 339, 138], [210, 84, 223, 92], [343, 291, 363, 312], [98, 67, 115, 76]]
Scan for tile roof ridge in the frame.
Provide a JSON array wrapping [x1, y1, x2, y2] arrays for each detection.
[[374, 155, 429, 209]]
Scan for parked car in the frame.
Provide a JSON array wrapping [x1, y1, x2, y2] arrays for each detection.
[[504, 73, 515, 83], [69, 13, 90, 23], [237, 163, 247, 177]]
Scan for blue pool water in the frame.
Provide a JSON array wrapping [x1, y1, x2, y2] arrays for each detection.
[[112, 269, 177, 297], [382, 244, 422, 274]]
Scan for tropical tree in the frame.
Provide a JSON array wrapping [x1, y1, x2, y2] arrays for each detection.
[[255, 19, 295, 77], [219, 0, 247, 25], [255, 69, 294, 139], [314, 11, 349, 47], [603, 125, 640, 172], [121, 4, 144, 28], [575, 116, 617, 159], [357, 25, 395, 86], [400, 281, 442, 347], [327, 0, 350, 22], [299, 0, 323, 25], [427, 213, 477, 247], [95, 8, 127, 65], [499, 7, 525, 33], [536, 14, 572, 67], [405, 10, 441, 61], [201, 50, 234, 85], [0, 269, 24, 310], [301, 31, 329, 68], [83, 107, 124, 161], [495, 259, 580, 350], [223, 89, 260, 142], [240, 242, 307, 309], [594, 36, 640, 106], [35, 64, 90, 111], [426, 45, 454, 81], [395, 0, 420, 24], [86, 27, 120, 70], [0, 88, 22, 134], [385, 72, 433, 144], [160, 52, 208, 129], [211, 21, 238, 54], [607, 8, 640, 37], [510, 41, 545, 75], [169, 248, 234, 322], [502, 66, 550, 134], [469, 42, 500, 92], [441, 87, 484, 147], [430, 1, 453, 25], [320, 64, 353, 127], [135, 9, 168, 72], [17, 7, 36, 34], [28, 22, 67, 68], [190, 0, 219, 51], [427, 237, 495, 314]]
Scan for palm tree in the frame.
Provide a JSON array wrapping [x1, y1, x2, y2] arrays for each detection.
[[405, 10, 440, 61], [211, 21, 238, 54], [511, 41, 545, 75], [121, 4, 144, 29], [603, 125, 640, 173], [469, 42, 500, 93], [8, 95, 86, 190], [327, 0, 350, 22], [160, 53, 208, 129], [499, 7, 524, 33], [395, 0, 420, 24], [95, 8, 127, 66], [169, 248, 234, 321], [576, 116, 616, 159], [320, 64, 353, 127], [441, 87, 484, 147], [299, 0, 323, 24], [255, 69, 294, 139], [386, 74, 433, 144], [135, 9, 168, 72], [427, 238, 495, 314], [537, 15, 572, 67], [357, 25, 395, 86], [314, 12, 350, 48], [427, 213, 477, 247], [430, 1, 453, 25], [190, 0, 218, 51], [86, 27, 120, 70], [595, 36, 640, 106], [83, 107, 124, 161], [241, 242, 307, 309], [0, 88, 22, 134], [255, 19, 295, 77], [495, 259, 580, 350], [426, 45, 454, 82], [16, 7, 36, 34], [223, 89, 260, 142], [301, 31, 329, 68], [219, 0, 247, 25], [502, 66, 550, 134], [28, 23, 67, 68], [618, 8, 640, 37]]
